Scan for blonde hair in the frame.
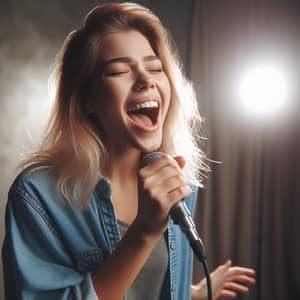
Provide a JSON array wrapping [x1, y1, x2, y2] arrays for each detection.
[[22, 2, 208, 208]]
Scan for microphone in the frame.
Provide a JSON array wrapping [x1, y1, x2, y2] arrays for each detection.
[[140, 152, 207, 262]]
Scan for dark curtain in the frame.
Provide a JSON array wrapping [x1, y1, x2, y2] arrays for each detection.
[[189, 1, 300, 300]]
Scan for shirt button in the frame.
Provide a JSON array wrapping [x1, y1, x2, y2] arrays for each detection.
[[170, 242, 176, 250], [171, 284, 176, 294]]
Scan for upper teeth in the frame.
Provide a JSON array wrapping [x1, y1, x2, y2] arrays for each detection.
[[133, 101, 158, 110]]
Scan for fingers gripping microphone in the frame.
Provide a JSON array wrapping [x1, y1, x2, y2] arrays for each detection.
[[140, 152, 207, 263]]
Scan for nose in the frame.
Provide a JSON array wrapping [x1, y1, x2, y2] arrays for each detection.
[[133, 73, 155, 92]]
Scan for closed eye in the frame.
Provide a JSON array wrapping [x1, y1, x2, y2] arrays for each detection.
[[104, 71, 129, 76], [148, 68, 163, 73]]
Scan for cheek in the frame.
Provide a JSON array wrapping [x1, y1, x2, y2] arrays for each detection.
[[100, 80, 129, 106], [99, 81, 116, 101]]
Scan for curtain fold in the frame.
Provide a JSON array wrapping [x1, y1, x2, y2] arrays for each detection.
[[189, 1, 300, 299]]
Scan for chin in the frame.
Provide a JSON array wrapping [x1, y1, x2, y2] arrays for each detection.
[[141, 145, 161, 154], [134, 137, 162, 154]]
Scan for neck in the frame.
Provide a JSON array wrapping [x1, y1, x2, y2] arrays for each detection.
[[103, 148, 142, 224], [104, 148, 142, 185]]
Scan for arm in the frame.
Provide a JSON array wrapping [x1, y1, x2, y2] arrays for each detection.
[[4, 155, 188, 300], [91, 219, 159, 299], [91, 155, 191, 300], [191, 260, 256, 300], [3, 184, 98, 300]]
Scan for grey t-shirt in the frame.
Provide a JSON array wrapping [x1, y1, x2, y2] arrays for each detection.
[[117, 219, 169, 300]]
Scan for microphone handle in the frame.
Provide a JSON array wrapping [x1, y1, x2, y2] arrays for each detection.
[[170, 200, 207, 262]]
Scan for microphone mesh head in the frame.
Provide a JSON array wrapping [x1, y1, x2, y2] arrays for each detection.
[[139, 152, 164, 169]]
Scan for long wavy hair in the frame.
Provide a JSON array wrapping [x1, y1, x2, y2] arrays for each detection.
[[22, 2, 208, 208]]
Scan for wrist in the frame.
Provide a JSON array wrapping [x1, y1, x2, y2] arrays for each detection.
[[129, 219, 162, 245], [191, 284, 199, 299], [191, 283, 206, 300]]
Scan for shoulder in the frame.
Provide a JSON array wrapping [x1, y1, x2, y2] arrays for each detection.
[[11, 165, 56, 192], [4, 166, 66, 239], [14, 164, 56, 184], [8, 165, 62, 207]]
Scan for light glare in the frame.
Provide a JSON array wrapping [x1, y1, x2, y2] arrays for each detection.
[[238, 65, 288, 115]]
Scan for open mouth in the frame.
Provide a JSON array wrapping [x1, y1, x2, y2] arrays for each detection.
[[127, 101, 159, 129]]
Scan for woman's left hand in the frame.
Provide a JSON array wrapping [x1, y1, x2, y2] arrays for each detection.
[[191, 260, 256, 300]]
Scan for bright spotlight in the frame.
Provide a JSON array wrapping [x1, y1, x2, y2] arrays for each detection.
[[238, 64, 288, 116]]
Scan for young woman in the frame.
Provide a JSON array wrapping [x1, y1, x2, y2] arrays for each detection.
[[2, 3, 255, 300]]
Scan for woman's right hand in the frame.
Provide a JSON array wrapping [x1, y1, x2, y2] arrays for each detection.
[[92, 154, 191, 300], [134, 154, 191, 238]]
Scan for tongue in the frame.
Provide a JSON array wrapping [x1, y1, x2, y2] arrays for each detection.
[[129, 114, 153, 127]]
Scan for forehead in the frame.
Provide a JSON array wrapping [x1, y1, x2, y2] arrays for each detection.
[[100, 30, 156, 60]]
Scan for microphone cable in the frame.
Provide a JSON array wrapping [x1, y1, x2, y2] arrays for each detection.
[[171, 200, 212, 300], [190, 238, 212, 300]]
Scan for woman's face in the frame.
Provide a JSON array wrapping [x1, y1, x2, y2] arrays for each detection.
[[92, 29, 171, 153]]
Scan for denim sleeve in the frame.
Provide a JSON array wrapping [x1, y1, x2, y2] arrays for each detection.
[[2, 183, 99, 300], [187, 184, 198, 217]]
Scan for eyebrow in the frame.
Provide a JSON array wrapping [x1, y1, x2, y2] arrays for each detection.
[[102, 55, 160, 67]]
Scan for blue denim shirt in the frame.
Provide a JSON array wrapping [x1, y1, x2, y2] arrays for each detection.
[[2, 167, 197, 300]]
